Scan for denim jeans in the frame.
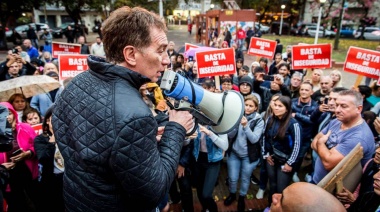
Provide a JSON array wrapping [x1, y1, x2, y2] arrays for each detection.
[[266, 161, 293, 205], [194, 152, 220, 212], [227, 151, 260, 196]]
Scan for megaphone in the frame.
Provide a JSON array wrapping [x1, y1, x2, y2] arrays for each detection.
[[160, 70, 244, 134]]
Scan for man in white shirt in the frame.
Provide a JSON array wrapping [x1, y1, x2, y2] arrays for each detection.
[[91, 37, 105, 56]]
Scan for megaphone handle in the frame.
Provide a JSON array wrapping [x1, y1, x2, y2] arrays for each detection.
[[186, 118, 198, 137]]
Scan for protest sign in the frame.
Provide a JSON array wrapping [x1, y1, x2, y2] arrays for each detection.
[[343, 46, 380, 79], [292, 43, 332, 69], [58, 54, 89, 81], [247, 37, 277, 59], [185, 43, 199, 52], [32, 124, 43, 135], [52, 42, 81, 58], [195, 48, 235, 78]]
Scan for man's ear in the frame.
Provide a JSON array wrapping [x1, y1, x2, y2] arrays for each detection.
[[357, 105, 363, 114], [123, 46, 138, 66]]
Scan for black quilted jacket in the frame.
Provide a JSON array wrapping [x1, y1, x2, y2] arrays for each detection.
[[52, 55, 186, 211]]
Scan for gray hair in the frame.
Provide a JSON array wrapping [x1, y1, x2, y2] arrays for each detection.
[[338, 90, 363, 107], [292, 72, 303, 79]]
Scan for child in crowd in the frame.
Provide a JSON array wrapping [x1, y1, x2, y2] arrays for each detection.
[[22, 108, 42, 126]]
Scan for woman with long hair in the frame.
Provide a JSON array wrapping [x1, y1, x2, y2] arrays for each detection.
[[193, 124, 228, 212], [261, 95, 302, 208], [34, 105, 64, 212], [224, 95, 265, 212], [8, 93, 31, 123], [330, 70, 343, 88], [0, 102, 38, 212]]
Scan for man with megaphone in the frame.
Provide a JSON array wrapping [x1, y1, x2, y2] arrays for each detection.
[[52, 7, 194, 212]]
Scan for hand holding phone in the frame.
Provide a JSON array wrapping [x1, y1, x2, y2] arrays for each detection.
[[12, 149, 22, 156], [263, 75, 275, 81]]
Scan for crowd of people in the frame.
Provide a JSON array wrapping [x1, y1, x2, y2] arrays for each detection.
[[0, 6, 380, 212]]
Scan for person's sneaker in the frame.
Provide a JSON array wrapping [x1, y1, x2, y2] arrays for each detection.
[[250, 175, 259, 185], [292, 172, 300, 182], [305, 173, 312, 183], [256, 189, 265, 199]]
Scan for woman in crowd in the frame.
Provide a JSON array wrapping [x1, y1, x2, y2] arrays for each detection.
[[233, 58, 244, 86], [40, 52, 54, 64], [261, 95, 302, 208], [221, 41, 229, 48], [307, 69, 322, 92], [330, 70, 343, 88], [224, 95, 265, 212], [8, 93, 31, 123], [0, 102, 38, 212], [249, 61, 260, 79], [34, 105, 65, 212], [193, 124, 228, 212], [254, 93, 282, 199]]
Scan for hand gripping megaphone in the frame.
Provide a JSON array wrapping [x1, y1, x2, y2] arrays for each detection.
[[160, 70, 244, 134]]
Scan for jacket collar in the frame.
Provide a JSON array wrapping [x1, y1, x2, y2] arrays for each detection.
[[297, 97, 312, 106], [87, 55, 151, 90]]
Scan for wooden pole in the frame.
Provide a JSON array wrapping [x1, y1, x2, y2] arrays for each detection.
[[353, 75, 363, 87]]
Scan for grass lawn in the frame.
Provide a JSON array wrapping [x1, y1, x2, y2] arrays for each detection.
[[262, 34, 380, 62]]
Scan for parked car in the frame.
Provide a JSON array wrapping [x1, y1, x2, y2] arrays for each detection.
[[290, 23, 316, 36], [52, 23, 89, 38], [6, 23, 50, 41], [354, 27, 380, 40], [270, 22, 290, 35], [254, 22, 270, 34], [339, 24, 355, 38], [306, 26, 336, 38]]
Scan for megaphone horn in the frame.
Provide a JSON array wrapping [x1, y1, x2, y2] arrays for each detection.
[[160, 70, 244, 134]]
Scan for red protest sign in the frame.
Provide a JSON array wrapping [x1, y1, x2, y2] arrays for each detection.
[[292, 44, 332, 69], [343, 46, 380, 79], [185, 43, 199, 52], [58, 54, 89, 81], [52, 42, 81, 58], [247, 37, 277, 59], [195, 48, 236, 78], [32, 124, 43, 135]]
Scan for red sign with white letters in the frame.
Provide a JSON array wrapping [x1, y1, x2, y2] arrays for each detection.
[[344, 46, 380, 79], [292, 43, 332, 69], [195, 48, 236, 78], [58, 54, 89, 81], [32, 124, 43, 135], [185, 43, 199, 52], [52, 42, 81, 58], [247, 37, 277, 59]]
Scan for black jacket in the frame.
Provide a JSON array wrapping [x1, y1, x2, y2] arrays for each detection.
[[53, 55, 187, 211], [27, 28, 38, 39], [80, 44, 90, 54], [34, 134, 56, 182], [291, 98, 318, 140], [253, 80, 291, 112], [261, 117, 302, 167]]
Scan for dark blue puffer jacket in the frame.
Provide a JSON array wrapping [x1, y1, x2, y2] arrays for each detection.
[[291, 98, 318, 140], [53, 55, 187, 212]]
